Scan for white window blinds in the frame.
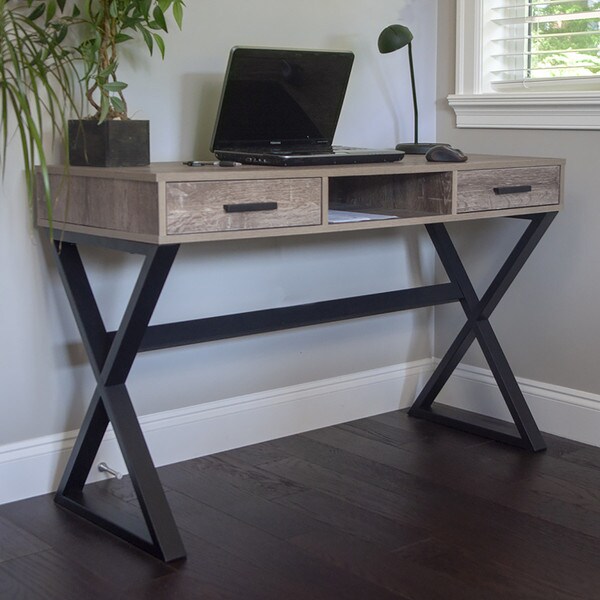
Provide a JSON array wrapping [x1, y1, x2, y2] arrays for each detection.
[[488, 0, 600, 86]]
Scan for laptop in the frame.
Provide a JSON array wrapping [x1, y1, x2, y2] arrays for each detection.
[[210, 47, 404, 166]]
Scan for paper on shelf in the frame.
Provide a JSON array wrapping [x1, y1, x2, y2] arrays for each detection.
[[328, 210, 397, 224]]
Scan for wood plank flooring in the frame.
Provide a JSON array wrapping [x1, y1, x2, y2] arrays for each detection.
[[1, 410, 599, 599]]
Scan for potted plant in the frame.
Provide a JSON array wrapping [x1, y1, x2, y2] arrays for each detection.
[[1, 0, 185, 230], [66, 0, 185, 167], [0, 0, 81, 227]]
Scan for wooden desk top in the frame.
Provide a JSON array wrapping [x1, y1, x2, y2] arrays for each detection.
[[38, 154, 564, 244]]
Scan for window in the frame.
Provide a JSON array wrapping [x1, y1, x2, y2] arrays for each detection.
[[489, 0, 600, 90], [449, 0, 600, 129]]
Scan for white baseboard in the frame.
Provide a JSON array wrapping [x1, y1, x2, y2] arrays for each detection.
[[0, 359, 431, 506], [2, 358, 598, 506]]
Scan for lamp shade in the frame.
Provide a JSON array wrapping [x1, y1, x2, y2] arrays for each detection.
[[377, 24, 413, 54]]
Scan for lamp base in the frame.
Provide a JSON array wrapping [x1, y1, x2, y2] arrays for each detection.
[[395, 142, 450, 155]]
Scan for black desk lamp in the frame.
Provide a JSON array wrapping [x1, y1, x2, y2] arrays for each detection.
[[378, 24, 441, 155]]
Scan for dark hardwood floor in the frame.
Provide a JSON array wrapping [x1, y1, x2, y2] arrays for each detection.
[[1, 410, 599, 599]]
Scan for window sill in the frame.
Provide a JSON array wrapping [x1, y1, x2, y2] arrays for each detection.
[[448, 92, 600, 130]]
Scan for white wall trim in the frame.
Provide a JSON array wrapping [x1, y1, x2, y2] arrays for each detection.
[[448, 92, 600, 130], [2, 358, 598, 505], [454, 0, 483, 96], [0, 360, 432, 506]]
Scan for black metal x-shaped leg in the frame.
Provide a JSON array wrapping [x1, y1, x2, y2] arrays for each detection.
[[52, 237, 185, 562], [409, 212, 557, 451]]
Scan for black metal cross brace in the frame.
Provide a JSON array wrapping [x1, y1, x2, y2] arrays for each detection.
[[409, 212, 557, 451], [49, 212, 556, 560], [53, 239, 186, 562]]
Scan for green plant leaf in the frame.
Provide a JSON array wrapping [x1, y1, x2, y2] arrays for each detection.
[[153, 33, 166, 59], [140, 26, 154, 54], [99, 94, 110, 123], [115, 33, 134, 43], [98, 62, 118, 78], [103, 81, 128, 92], [153, 6, 168, 32], [55, 24, 68, 44], [140, 0, 152, 19], [110, 96, 126, 113], [26, 3, 45, 21], [173, 1, 184, 29], [46, 0, 57, 24]]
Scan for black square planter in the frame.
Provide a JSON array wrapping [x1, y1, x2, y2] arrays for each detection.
[[68, 119, 150, 167]]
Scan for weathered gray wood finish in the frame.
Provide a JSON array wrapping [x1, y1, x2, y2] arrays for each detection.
[[40, 174, 160, 235], [166, 178, 322, 234], [36, 155, 564, 243], [457, 166, 561, 213], [329, 172, 453, 217]]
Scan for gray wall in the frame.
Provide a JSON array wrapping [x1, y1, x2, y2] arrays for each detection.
[[435, 2, 600, 394], [0, 0, 438, 446]]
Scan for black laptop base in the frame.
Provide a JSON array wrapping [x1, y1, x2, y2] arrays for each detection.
[[215, 149, 405, 167]]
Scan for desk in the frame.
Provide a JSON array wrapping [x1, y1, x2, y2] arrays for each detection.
[[38, 154, 564, 561]]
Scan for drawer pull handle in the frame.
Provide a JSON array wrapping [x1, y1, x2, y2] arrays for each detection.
[[223, 202, 278, 213], [493, 185, 532, 195]]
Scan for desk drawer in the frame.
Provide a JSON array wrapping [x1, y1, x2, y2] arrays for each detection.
[[166, 178, 322, 234], [457, 166, 560, 213]]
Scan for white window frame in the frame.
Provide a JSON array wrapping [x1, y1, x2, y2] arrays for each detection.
[[448, 0, 600, 130]]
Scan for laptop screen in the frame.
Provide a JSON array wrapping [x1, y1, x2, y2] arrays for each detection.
[[211, 47, 355, 151]]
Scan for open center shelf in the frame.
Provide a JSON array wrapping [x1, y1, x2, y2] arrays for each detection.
[[328, 172, 453, 223]]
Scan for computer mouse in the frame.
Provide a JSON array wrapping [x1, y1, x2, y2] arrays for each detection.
[[425, 145, 468, 162]]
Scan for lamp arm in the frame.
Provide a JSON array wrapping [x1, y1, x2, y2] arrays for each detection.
[[407, 42, 418, 144]]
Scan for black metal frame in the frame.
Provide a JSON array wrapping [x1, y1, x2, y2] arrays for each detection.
[[409, 213, 556, 451], [49, 211, 556, 561]]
